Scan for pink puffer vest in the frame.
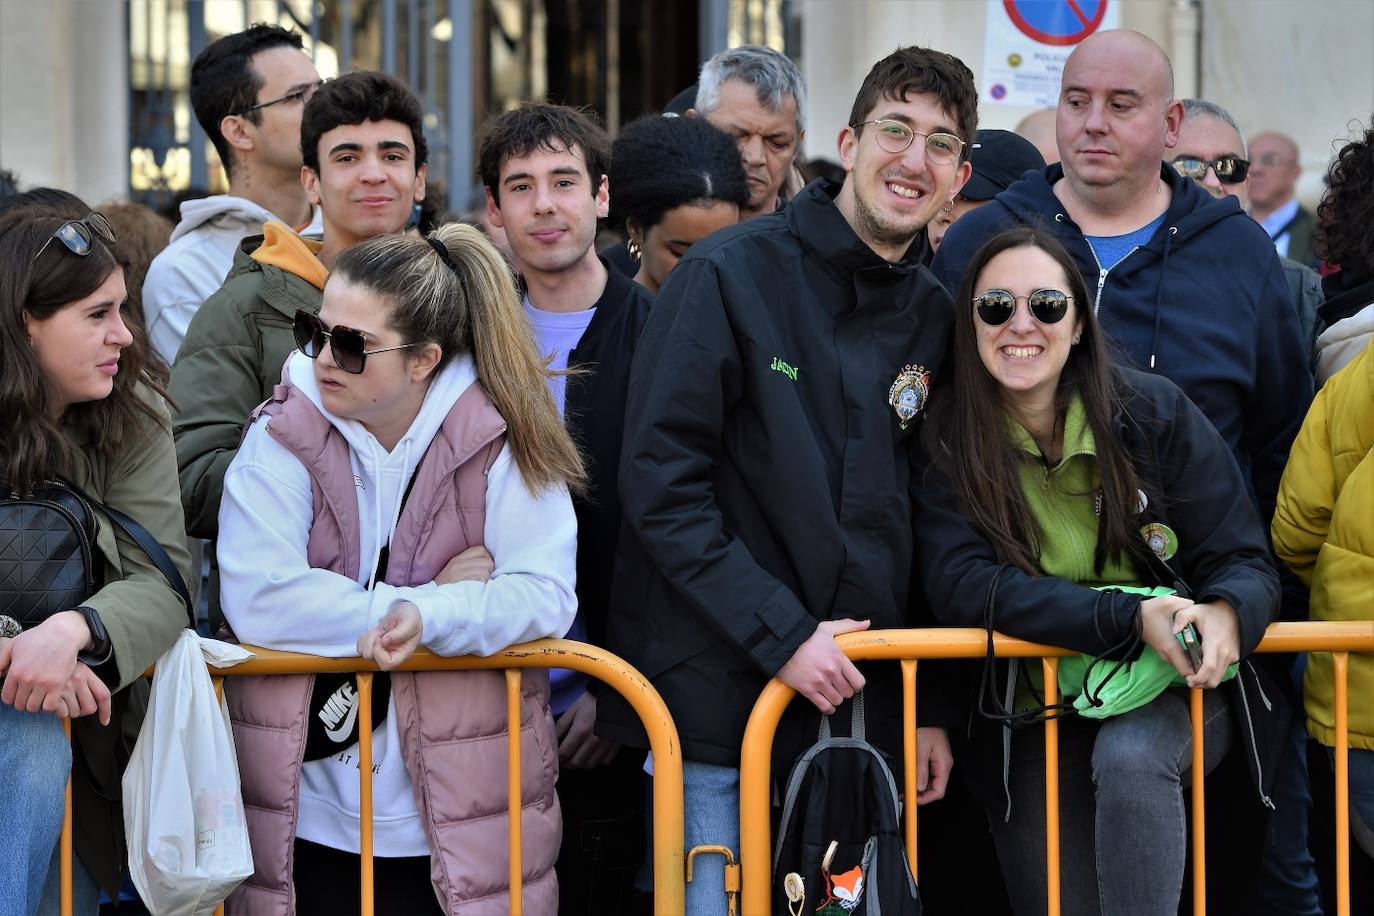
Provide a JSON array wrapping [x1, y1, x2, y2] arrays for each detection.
[[225, 380, 561, 915]]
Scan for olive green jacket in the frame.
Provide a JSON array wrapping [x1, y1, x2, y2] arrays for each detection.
[[63, 385, 192, 894], [170, 224, 326, 539]]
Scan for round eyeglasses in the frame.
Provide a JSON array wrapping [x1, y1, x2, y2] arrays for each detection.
[[31, 212, 117, 263], [973, 289, 1073, 326], [852, 119, 965, 165]]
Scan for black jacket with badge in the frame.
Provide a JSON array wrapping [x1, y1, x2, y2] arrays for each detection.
[[563, 259, 654, 649], [913, 367, 1286, 816], [597, 179, 954, 766]]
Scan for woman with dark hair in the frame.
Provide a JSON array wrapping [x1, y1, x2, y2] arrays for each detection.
[[913, 227, 1282, 915], [1313, 124, 1374, 385], [608, 113, 749, 292], [217, 223, 582, 913], [0, 209, 190, 914]]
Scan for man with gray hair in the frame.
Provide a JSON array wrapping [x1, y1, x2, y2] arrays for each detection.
[[1173, 99, 1323, 359], [691, 45, 806, 219]]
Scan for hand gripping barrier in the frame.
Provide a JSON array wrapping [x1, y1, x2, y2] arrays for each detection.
[[57, 638, 684, 916], [738, 621, 1374, 916]]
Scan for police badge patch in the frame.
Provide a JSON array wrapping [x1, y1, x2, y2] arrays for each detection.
[[888, 364, 931, 429]]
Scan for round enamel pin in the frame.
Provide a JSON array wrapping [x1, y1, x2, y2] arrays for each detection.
[[1140, 522, 1178, 560], [888, 364, 931, 429]]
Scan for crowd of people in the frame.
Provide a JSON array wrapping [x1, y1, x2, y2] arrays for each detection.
[[1, 20, 1371, 916]]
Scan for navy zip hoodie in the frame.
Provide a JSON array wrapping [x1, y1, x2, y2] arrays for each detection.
[[931, 163, 1313, 530]]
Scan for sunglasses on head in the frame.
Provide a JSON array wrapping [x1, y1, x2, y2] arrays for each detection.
[[973, 288, 1073, 326], [293, 310, 421, 375], [31, 212, 116, 263], [1170, 155, 1250, 184]]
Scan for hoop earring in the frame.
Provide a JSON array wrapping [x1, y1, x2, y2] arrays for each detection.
[[627, 238, 641, 262], [941, 199, 954, 213]]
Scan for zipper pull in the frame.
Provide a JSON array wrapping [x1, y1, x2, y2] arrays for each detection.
[[1094, 268, 1108, 314]]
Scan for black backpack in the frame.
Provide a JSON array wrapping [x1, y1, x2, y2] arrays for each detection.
[[772, 692, 921, 915]]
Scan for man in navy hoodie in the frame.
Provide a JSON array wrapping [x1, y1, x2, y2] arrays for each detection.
[[932, 30, 1311, 531]]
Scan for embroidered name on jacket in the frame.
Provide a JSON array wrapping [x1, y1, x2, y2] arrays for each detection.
[[771, 356, 800, 381]]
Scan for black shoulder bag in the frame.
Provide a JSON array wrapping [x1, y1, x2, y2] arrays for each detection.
[[0, 479, 193, 635]]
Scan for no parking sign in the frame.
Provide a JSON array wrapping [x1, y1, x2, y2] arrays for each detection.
[[982, 0, 1119, 107]]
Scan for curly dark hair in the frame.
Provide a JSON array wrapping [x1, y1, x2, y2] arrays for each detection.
[[608, 114, 750, 233], [479, 103, 611, 206], [301, 71, 428, 174], [1316, 125, 1374, 273]]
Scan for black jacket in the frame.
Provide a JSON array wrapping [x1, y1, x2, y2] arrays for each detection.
[[563, 260, 654, 649], [597, 179, 954, 766], [914, 368, 1286, 814], [931, 164, 1313, 534]]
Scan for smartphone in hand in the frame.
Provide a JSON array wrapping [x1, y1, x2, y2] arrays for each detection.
[[1175, 623, 1203, 672]]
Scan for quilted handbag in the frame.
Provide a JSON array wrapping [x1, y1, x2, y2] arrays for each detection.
[[0, 479, 191, 634]]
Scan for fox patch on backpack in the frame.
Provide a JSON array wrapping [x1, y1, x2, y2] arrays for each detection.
[[773, 692, 921, 915]]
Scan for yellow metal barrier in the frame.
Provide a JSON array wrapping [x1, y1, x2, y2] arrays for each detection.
[[59, 638, 684, 916], [739, 621, 1374, 916]]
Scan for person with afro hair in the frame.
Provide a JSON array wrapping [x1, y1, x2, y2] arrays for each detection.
[[609, 113, 749, 292], [1312, 124, 1374, 384]]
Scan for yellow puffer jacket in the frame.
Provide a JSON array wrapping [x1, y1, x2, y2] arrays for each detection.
[[1273, 337, 1374, 751]]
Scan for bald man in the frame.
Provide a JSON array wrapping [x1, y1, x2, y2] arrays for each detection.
[[1248, 130, 1317, 266], [932, 33, 1311, 909], [1014, 106, 1059, 164]]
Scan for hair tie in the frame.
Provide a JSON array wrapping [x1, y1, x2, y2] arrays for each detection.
[[426, 235, 459, 274]]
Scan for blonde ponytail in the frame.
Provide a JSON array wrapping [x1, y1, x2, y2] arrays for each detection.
[[332, 223, 586, 495]]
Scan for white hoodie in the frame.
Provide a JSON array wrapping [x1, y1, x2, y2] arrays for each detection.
[[142, 195, 324, 362], [218, 350, 578, 855]]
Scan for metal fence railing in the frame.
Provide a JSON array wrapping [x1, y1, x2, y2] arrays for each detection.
[[58, 638, 684, 916], [738, 622, 1374, 916]]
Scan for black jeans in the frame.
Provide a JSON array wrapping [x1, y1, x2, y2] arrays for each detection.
[[554, 744, 647, 914], [292, 838, 443, 915]]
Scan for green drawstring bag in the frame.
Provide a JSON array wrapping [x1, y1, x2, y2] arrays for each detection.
[[1057, 585, 1237, 719]]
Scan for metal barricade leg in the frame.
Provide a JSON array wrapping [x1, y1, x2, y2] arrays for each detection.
[[1334, 652, 1350, 916], [902, 659, 919, 882], [1190, 687, 1206, 916], [357, 673, 375, 916], [506, 669, 524, 916], [62, 718, 73, 916], [1042, 657, 1061, 916]]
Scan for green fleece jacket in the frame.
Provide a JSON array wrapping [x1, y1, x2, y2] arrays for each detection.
[[63, 384, 193, 894], [170, 221, 327, 539]]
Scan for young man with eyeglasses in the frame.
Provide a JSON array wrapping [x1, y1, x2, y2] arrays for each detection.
[[170, 71, 426, 628], [142, 24, 322, 363], [598, 46, 973, 915]]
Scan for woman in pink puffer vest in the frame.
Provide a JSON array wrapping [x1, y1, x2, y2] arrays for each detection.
[[216, 224, 585, 914]]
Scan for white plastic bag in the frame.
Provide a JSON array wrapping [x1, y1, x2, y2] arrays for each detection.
[[122, 630, 255, 915]]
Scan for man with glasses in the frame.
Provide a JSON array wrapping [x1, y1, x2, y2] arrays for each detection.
[[143, 24, 322, 363], [170, 71, 427, 630], [1247, 130, 1317, 267], [598, 46, 973, 915], [1174, 100, 1323, 362]]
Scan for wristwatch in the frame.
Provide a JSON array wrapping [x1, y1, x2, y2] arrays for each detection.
[[75, 605, 113, 666]]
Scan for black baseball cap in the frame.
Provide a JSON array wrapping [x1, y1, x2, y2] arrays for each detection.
[[961, 129, 1047, 201]]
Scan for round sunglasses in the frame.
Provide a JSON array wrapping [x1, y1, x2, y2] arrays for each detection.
[[1170, 155, 1250, 185], [293, 309, 420, 375], [973, 288, 1073, 326]]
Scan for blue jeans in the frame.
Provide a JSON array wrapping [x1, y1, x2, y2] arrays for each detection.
[[682, 760, 740, 916], [988, 688, 1233, 916], [36, 847, 101, 916], [0, 702, 70, 916]]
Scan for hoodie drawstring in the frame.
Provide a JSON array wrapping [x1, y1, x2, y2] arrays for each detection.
[[1148, 227, 1177, 369]]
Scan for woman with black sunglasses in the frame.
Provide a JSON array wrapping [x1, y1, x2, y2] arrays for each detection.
[[0, 209, 191, 915], [911, 227, 1283, 915], [215, 223, 584, 913]]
